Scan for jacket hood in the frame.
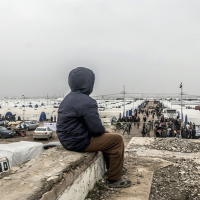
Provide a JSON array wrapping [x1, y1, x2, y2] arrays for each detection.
[[68, 67, 95, 95]]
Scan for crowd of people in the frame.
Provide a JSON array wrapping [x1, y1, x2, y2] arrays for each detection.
[[113, 101, 198, 139], [154, 118, 197, 139]]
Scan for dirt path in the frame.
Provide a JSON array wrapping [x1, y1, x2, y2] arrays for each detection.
[[108, 157, 172, 200]]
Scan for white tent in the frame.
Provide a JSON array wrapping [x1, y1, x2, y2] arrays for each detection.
[[180, 109, 200, 124], [0, 141, 43, 167], [99, 110, 123, 118]]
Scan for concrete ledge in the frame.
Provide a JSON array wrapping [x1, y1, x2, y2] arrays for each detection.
[[0, 146, 105, 200], [57, 155, 105, 200]]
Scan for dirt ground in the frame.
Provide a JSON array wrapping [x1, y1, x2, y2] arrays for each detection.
[[86, 156, 172, 200]]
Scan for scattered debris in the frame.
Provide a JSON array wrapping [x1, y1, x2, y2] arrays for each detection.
[[149, 159, 200, 200], [148, 138, 200, 153]]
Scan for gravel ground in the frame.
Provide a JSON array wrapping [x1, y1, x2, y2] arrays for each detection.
[[148, 138, 200, 153], [85, 138, 200, 200], [148, 138, 200, 200], [149, 158, 200, 200]]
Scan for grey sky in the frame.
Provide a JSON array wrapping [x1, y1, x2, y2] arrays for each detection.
[[1, 0, 200, 98]]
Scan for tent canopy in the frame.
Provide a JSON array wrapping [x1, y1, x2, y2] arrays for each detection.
[[39, 112, 46, 121], [185, 115, 188, 124], [5, 112, 12, 117]]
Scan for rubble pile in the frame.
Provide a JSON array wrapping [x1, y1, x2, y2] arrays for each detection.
[[148, 138, 200, 153], [149, 159, 200, 200]]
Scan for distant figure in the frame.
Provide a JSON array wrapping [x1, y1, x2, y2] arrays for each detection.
[[137, 116, 140, 129], [54, 115, 56, 122], [181, 128, 188, 139], [143, 115, 147, 123], [192, 128, 196, 139], [51, 116, 53, 122], [186, 123, 190, 130], [24, 123, 27, 131], [123, 123, 129, 135]]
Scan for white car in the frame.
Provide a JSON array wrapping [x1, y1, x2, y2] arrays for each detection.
[[33, 127, 53, 140], [16, 121, 39, 131]]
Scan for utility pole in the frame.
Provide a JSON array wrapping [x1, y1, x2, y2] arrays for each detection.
[[22, 95, 25, 121], [180, 83, 183, 123], [123, 85, 125, 116], [101, 95, 104, 104], [47, 94, 48, 106]]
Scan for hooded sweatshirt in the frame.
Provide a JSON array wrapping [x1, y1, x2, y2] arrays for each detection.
[[56, 67, 105, 151]]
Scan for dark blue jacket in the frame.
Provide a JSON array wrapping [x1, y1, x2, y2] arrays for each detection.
[[56, 67, 105, 151]]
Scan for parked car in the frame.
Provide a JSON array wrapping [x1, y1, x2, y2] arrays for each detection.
[[0, 121, 4, 126], [0, 120, 9, 126], [0, 127, 15, 139], [33, 127, 53, 140], [16, 121, 39, 131]]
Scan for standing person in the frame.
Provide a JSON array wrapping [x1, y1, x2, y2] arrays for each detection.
[[143, 115, 147, 123], [146, 110, 149, 117], [151, 120, 154, 130], [191, 128, 196, 139], [128, 117, 132, 135], [54, 115, 56, 122], [193, 123, 196, 130], [186, 123, 190, 130], [142, 123, 147, 137], [24, 123, 27, 131], [137, 116, 140, 129], [56, 67, 131, 188], [123, 120, 129, 135], [133, 115, 137, 127], [181, 127, 188, 139], [135, 110, 138, 118], [153, 126, 157, 138]]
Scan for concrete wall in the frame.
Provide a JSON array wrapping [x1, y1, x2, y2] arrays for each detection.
[[0, 147, 105, 200], [57, 155, 105, 200]]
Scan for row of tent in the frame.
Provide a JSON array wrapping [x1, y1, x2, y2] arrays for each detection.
[[2, 111, 47, 122], [0, 103, 50, 109], [14, 104, 41, 108], [118, 109, 133, 119]]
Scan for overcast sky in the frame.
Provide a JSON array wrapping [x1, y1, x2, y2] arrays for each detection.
[[0, 0, 200, 98]]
